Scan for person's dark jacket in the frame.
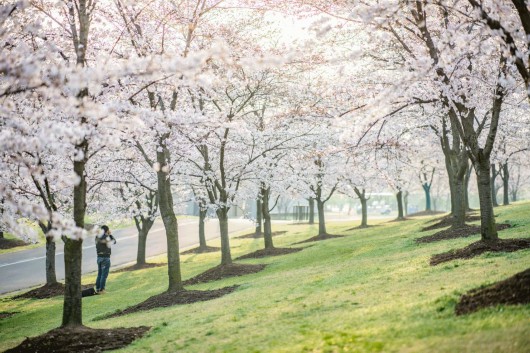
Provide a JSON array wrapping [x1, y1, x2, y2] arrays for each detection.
[[95, 233, 116, 258]]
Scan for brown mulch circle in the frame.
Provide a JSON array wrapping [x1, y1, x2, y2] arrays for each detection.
[[416, 224, 511, 244], [0, 312, 18, 320], [4, 325, 150, 353], [235, 231, 288, 239], [236, 247, 303, 260], [104, 286, 239, 319], [455, 268, 530, 315], [294, 234, 344, 245], [430, 238, 530, 266], [422, 215, 481, 232], [407, 210, 446, 217], [13, 282, 95, 300], [0, 238, 28, 250], [181, 246, 220, 255], [115, 263, 166, 273], [183, 263, 266, 286]]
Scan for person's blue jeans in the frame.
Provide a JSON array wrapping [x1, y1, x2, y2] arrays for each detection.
[[95, 257, 111, 291]]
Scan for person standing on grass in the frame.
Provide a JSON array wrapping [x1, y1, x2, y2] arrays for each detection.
[[95, 225, 116, 294]]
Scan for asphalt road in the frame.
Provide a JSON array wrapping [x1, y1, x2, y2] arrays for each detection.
[[0, 218, 254, 295]]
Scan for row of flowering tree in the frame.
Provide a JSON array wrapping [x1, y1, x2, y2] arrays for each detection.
[[1, 1, 530, 347]]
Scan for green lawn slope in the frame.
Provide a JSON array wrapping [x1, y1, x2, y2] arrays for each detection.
[[1, 202, 529, 353]]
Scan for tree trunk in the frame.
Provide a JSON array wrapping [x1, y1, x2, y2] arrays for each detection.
[[511, 190, 517, 202], [440, 126, 468, 227], [0, 231, 3, 239], [62, 154, 86, 328], [396, 190, 404, 220], [46, 236, 57, 284], [217, 207, 232, 265], [62, 238, 82, 327], [422, 184, 431, 211], [317, 198, 327, 236], [156, 147, 182, 292], [448, 172, 456, 215], [490, 163, 499, 207], [308, 197, 315, 224], [502, 162, 509, 206], [476, 161, 498, 241], [403, 191, 409, 216], [354, 187, 369, 228], [464, 165, 472, 211], [255, 198, 262, 235], [261, 187, 274, 249], [360, 197, 368, 227], [136, 226, 148, 265], [198, 208, 207, 249], [452, 179, 466, 228], [39, 221, 58, 285]]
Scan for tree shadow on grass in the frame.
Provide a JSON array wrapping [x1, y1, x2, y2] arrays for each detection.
[[236, 247, 303, 260], [0, 311, 18, 320], [183, 263, 266, 286], [455, 268, 530, 315], [102, 286, 239, 319], [293, 234, 344, 245], [407, 210, 446, 217], [181, 246, 220, 255], [387, 217, 411, 223], [12, 282, 95, 300], [430, 238, 530, 266], [235, 231, 287, 239], [115, 263, 166, 273], [416, 224, 511, 244], [345, 224, 379, 231], [5, 325, 150, 353]]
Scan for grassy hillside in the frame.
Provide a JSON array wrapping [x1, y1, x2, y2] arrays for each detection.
[[1, 202, 529, 352]]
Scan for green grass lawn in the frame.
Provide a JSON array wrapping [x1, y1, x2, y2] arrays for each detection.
[[1, 202, 529, 352]]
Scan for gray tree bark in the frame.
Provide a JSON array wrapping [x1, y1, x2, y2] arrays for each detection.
[[490, 163, 499, 207], [502, 162, 510, 206], [396, 190, 405, 220], [261, 186, 274, 249], [354, 187, 369, 228], [308, 198, 315, 224], [476, 161, 498, 241], [156, 141, 183, 292], [255, 198, 262, 235], [217, 207, 232, 265], [198, 208, 207, 249]]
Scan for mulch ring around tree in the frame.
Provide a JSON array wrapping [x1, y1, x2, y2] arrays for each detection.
[[0, 312, 18, 320], [430, 238, 530, 266], [455, 268, 530, 315], [422, 214, 481, 232], [104, 286, 239, 319], [235, 231, 288, 239], [181, 246, 220, 255], [13, 283, 95, 300], [293, 234, 344, 245], [115, 262, 166, 273], [183, 263, 267, 286], [416, 223, 511, 244], [0, 237, 28, 250], [5, 325, 150, 353], [236, 247, 303, 260]]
